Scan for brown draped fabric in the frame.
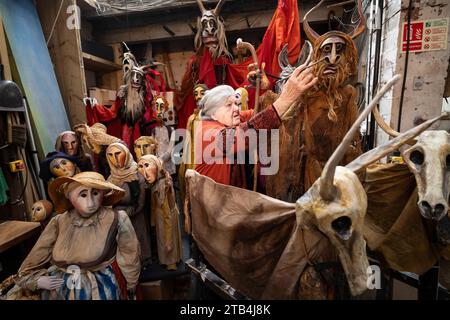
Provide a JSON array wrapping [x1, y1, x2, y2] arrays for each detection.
[[186, 170, 335, 299], [364, 163, 450, 275]]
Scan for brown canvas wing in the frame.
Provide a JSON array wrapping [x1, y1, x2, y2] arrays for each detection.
[[186, 170, 328, 299]]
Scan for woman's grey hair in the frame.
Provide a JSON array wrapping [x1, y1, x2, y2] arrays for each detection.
[[200, 85, 235, 120]]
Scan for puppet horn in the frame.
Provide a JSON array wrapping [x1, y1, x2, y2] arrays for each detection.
[[319, 74, 401, 201], [303, 0, 324, 44], [122, 42, 130, 52], [214, 0, 227, 16], [196, 0, 206, 14], [349, 0, 366, 39], [346, 112, 448, 173]]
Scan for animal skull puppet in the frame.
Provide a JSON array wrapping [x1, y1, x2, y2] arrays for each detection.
[[194, 0, 231, 60], [372, 107, 450, 221], [184, 76, 441, 298]]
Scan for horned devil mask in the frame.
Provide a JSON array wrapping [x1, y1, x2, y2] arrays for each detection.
[[195, 0, 231, 60]]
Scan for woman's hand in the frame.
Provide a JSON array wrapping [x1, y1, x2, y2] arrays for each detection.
[[37, 276, 64, 291], [273, 64, 318, 117]]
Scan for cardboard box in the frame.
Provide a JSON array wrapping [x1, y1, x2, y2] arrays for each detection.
[[89, 87, 116, 106]]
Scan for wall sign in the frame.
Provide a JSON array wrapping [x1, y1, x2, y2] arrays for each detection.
[[401, 18, 448, 53]]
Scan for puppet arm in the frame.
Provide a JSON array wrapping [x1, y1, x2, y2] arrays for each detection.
[[116, 211, 141, 290], [15, 216, 60, 291]]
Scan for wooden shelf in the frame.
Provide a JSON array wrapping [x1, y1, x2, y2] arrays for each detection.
[[82, 52, 121, 73], [0, 220, 41, 253]]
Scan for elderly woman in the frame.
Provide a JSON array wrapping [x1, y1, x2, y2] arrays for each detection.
[[11, 172, 141, 300], [195, 65, 318, 187]]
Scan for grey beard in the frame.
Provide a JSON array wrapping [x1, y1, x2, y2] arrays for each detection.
[[120, 85, 146, 127]]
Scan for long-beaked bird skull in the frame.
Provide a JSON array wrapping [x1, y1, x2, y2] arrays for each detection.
[[372, 102, 449, 221], [296, 75, 401, 296]]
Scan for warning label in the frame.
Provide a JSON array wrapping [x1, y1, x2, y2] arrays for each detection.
[[401, 18, 448, 53]]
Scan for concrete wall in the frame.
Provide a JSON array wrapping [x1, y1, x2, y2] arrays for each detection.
[[369, 0, 450, 148]]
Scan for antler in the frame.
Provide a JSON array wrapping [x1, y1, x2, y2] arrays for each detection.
[[237, 38, 260, 111], [346, 113, 448, 173], [350, 0, 366, 39], [214, 0, 227, 15], [303, 0, 324, 44], [319, 75, 401, 201], [196, 0, 206, 14]]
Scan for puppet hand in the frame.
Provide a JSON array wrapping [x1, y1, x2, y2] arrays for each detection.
[[273, 63, 318, 115], [37, 276, 64, 291], [83, 97, 97, 108], [247, 62, 270, 90]]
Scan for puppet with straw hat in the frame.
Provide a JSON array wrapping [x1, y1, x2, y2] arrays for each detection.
[[12, 171, 141, 300]]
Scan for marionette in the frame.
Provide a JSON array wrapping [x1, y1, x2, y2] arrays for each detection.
[[149, 95, 176, 177], [106, 143, 152, 264], [74, 123, 122, 177], [11, 172, 141, 300], [55, 131, 94, 171], [138, 155, 182, 271], [30, 200, 54, 228], [84, 47, 165, 147], [39, 152, 80, 183], [264, 0, 366, 202], [133, 136, 158, 161]]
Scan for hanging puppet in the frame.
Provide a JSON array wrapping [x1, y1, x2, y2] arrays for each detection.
[[39, 152, 80, 183], [55, 131, 94, 171], [10, 172, 141, 300], [74, 123, 122, 177], [264, 0, 366, 202], [133, 136, 159, 161], [138, 155, 183, 271], [106, 143, 152, 265], [149, 95, 176, 177], [85, 47, 165, 147]]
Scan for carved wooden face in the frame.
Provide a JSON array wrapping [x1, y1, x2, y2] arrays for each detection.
[[50, 158, 76, 178], [201, 11, 219, 48], [235, 88, 248, 111], [106, 145, 127, 169], [134, 138, 157, 160], [138, 159, 158, 184], [194, 85, 207, 103], [318, 36, 346, 76], [61, 133, 79, 156], [155, 97, 166, 119], [31, 200, 52, 222], [68, 184, 104, 218]]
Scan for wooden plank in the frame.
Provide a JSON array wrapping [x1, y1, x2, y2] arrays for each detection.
[[37, 0, 87, 128], [0, 18, 12, 80], [0, 220, 41, 253], [82, 52, 122, 72]]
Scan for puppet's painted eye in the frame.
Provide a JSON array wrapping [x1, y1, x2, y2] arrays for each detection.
[[322, 44, 332, 53]]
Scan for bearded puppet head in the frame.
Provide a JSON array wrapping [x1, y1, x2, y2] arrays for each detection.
[[304, 0, 365, 122], [194, 0, 231, 60], [152, 95, 170, 124], [119, 49, 151, 127]]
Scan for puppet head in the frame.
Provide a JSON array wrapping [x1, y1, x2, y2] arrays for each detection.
[[55, 131, 80, 157], [138, 155, 164, 185], [303, 0, 365, 122], [235, 87, 249, 111], [31, 200, 53, 222], [74, 123, 121, 155], [48, 171, 125, 215], [134, 136, 158, 161], [194, 0, 231, 60], [50, 158, 77, 178], [106, 143, 139, 186], [194, 83, 208, 106], [152, 95, 169, 121]]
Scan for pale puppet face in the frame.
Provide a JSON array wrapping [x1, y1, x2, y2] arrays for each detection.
[[155, 97, 166, 119], [138, 159, 158, 184], [235, 88, 248, 111], [82, 134, 102, 154], [106, 145, 127, 169], [50, 158, 76, 178], [134, 139, 157, 161], [61, 133, 79, 156], [68, 184, 104, 218], [212, 95, 240, 127], [31, 201, 52, 222]]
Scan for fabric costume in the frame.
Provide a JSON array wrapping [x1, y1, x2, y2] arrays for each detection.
[[14, 208, 140, 300], [106, 143, 152, 263]]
